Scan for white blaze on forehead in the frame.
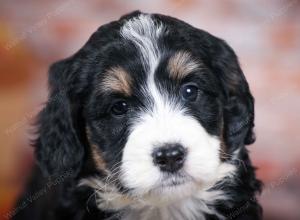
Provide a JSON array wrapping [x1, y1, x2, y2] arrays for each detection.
[[121, 14, 164, 74], [120, 13, 170, 114]]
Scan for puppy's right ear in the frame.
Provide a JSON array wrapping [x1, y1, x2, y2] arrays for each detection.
[[34, 58, 85, 177]]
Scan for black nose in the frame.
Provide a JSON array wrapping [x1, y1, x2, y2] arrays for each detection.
[[152, 144, 186, 173]]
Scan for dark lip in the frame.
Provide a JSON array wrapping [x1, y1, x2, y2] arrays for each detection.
[[162, 180, 186, 187], [160, 174, 190, 187], [149, 176, 192, 194]]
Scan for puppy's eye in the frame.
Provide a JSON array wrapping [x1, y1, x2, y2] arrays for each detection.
[[180, 84, 199, 102], [111, 101, 128, 115]]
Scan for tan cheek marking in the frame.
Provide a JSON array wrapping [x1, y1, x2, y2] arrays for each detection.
[[91, 144, 107, 171], [168, 51, 201, 81], [86, 127, 107, 172], [101, 66, 132, 96]]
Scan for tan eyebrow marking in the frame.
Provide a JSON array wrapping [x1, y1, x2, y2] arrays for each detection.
[[167, 51, 201, 80], [100, 66, 132, 96]]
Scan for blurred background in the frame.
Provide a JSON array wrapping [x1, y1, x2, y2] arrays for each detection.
[[0, 0, 299, 219]]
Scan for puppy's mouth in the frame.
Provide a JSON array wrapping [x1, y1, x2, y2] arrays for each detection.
[[156, 173, 192, 189], [139, 173, 198, 204]]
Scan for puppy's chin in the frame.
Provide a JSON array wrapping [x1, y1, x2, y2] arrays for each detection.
[[142, 180, 198, 206], [125, 175, 211, 207]]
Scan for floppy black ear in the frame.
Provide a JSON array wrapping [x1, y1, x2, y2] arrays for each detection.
[[209, 39, 255, 149], [34, 58, 85, 176]]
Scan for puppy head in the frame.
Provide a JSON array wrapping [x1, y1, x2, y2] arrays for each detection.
[[35, 12, 254, 205]]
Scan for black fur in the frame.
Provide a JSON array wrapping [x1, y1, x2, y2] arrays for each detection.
[[13, 11, 262, 220]]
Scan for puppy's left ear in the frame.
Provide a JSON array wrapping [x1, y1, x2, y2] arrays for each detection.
[[209, 38, 255, 149], [34, 57, 86, 177]]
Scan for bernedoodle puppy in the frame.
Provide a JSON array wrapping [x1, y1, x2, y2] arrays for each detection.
[[13, 11, 262, 220]]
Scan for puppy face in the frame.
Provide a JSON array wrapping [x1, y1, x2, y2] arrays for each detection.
[[85, 14, 234, 203], [36, 11, 255, 209]]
